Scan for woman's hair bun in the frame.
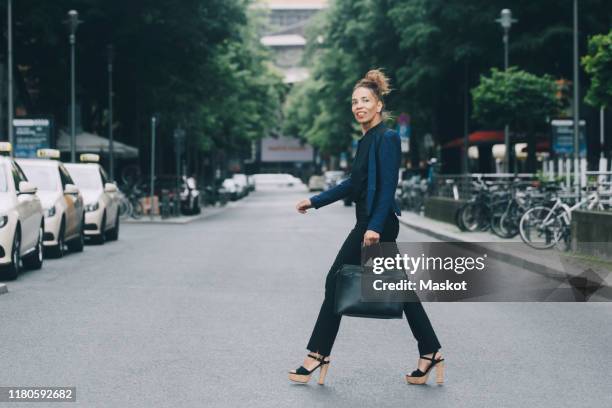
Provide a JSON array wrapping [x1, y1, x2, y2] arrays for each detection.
[[364, 69, 391, 96], [354, 68, 391, 99]]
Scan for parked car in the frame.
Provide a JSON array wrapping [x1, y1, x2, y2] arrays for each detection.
[[232, 174, 249, 198], [64, 154, 120, 244], [252, 173, 303, 189], [246, 175, 255, 192], [324, 170, 345, 190], [336, 176, 353, 207], [308, 175, 325, 192], [222, 178, 239, 200], [180, 176, 201, 215], [17, 149, 85, 257], [0, 143, 45, 280]]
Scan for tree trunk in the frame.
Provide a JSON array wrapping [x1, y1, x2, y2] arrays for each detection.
[[527, 127, 537, 173]]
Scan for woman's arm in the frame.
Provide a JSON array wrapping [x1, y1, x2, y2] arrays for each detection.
[[309, 176, 353, 209], [367, 130, 401, 233]]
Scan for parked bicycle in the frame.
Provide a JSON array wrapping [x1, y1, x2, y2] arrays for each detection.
[[519, 190, 604, 250]]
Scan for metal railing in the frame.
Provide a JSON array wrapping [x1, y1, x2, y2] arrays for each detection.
[[431, 173, 537, 200]]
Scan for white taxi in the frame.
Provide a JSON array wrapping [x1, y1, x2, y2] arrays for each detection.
[[0, 143, 45, 280], [17, 149, 85, 257], [64, 155, 120, 244]]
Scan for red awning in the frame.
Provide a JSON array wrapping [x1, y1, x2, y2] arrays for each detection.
[[443, 131, 504, 149]]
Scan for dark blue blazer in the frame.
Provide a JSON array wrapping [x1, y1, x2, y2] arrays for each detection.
[[310, 126, 402, 233]]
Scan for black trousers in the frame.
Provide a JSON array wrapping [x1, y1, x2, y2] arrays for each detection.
[[307, 206, 442, 356]]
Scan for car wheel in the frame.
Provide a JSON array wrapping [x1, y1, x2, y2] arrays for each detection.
[[1, 228, 21, 280], [47, 219, 65, 258], [67, 216, 85, 253], [93, 213, 106, 245], [23, 224, 44, 270], [106, 214, 120, 241]]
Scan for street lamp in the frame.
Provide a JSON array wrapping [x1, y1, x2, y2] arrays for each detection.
[[7, 0, 13, 156], [150, 114, 159, 219], [107, 44, 114, 181], [64, 10, 82, 162], [572, 0, 580, 197], [173, 127, 186, 217], [496, 8, 517, 173]]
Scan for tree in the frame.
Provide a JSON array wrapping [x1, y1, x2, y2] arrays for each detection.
[[283, 0, 612, 172], [471, 67, 560, 171], [582, 30, 612, 108], [8, 0, 283, 175]]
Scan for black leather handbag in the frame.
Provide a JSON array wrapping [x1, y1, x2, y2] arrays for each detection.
[[334, 262, 404, 319]]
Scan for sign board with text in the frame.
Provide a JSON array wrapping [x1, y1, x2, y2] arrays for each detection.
[[551, 119, 586, 157], [13, 117, 53, 158]]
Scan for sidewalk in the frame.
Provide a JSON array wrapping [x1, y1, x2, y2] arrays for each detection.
[[123, 204, 231, 225], [398, 211, 612, 289]]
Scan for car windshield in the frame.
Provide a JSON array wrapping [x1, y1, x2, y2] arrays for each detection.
[[19, 164, 59, 191], [0, 165, 7, 192], [66, 166, 102, 190]]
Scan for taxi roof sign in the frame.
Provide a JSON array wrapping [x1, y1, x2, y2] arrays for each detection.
[[80, 153, 100, 163], [36, 148, 61, 159], [0, 142, 12, 155]]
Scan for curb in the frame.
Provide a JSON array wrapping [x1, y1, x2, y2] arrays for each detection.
[[0, 283, 7, 296], [398, 216, 612, 288]]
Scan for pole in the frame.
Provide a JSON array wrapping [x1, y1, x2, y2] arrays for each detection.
[[463, 60, 469, 174], [70, 32, 76, 162], [573, 0, 580, 196], [601, 107, 605, 158], [150, 116, 156, 219], [108, 46, 114, 181], [176, 140, 180, 217], [7, 0, 14, 155], [0, 63, 4, 141], [503, 27, 510, 173]]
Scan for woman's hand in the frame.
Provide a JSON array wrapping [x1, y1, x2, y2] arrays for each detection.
[[363, 230, 380, 246], [296, 199, 312, 214]]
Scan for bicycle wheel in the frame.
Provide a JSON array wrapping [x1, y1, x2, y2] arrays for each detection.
[[460, 202, 482, 232], [498, 211, 519, 238], [455, 205, 467, 231], [131, 200, 144, 219], [519, 206, 563, 249], [490, 214, 512, 238], [500, 202, 522, 239], [119, 197, 132, 220]]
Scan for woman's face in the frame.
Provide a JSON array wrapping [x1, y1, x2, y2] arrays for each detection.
[[351, 87, 382, 124]]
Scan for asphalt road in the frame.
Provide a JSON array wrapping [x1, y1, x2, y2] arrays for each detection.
[[1, 188, 612, 407]]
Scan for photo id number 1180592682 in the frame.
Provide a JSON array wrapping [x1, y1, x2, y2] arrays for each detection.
[[0, 387, 76, 402]]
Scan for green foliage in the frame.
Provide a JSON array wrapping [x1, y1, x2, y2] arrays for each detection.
[[582, 30, 612, 108], [12, 0, 283, 157], [471, 67, 560, 130], [282, 0, 611, 163]]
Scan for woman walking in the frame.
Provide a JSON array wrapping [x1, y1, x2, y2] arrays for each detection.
[[290, 70, 444, 386]]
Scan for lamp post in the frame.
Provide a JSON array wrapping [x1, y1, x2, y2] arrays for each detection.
[[150, 115, 158, 219], [496, 9, 517, 173], [173, 127, 186, 217], [65, 10, 81, 162], [572, 0, 580, 196], [107, 45, 114, 181], [7, 0, 13, 156], [67, 10, 80, 162]]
